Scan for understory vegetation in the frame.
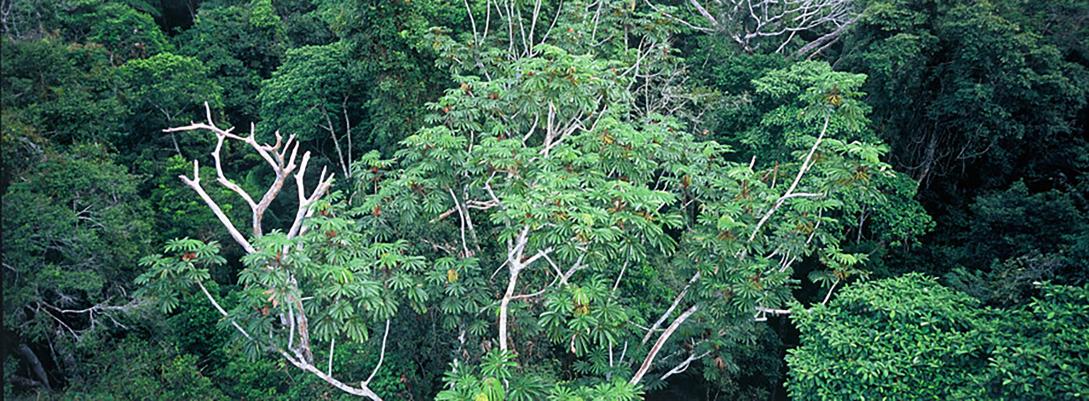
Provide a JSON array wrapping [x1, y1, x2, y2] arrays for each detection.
[[2, 1, 1086, 400]]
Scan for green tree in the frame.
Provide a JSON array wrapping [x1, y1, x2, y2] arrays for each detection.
[[310, 0, 463, 152], [945, 182, 1088, 305], [788, 273, 1089, 400], [175, 0, 287, 124], [1, 38, 126, 145], [2, 145, 152, 391], [138, 3, 907, 399], [982, 283, 1089, 400], [354, 2, 902, 398], [257, 41, 363, 178], [840, 0, 1088, 189], [59, 339, 228, 401], [138, 106, 421, 399], [85, 2, 170, 64], [117, 52, 223, 159], [786, 274, 991, 399], [273, 0, 335, 47]]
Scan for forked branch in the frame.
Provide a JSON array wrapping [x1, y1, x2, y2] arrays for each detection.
[[166, 104, 388, 401]]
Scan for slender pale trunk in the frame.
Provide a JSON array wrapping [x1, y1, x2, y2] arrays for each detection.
[[498, 265, 521, 352], [630, 304, 699, 385]]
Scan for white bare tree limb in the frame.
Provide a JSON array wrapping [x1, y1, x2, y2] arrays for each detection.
[[364, 319, 391, 385], [749, 113, 830, 242], [167, 104, 389, 400], [165, 102, 305, 240], [660, 350, 712, 382], [630, 304, 699, 385], [281, 350, 384, 401], [177, 160, 256, 254], [684, 0, 858, 54], [641, 271, 701, 345]]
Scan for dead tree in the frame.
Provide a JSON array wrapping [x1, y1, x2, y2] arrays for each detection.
[[163, 103, 387, 401], [677, 0, 859, 56]]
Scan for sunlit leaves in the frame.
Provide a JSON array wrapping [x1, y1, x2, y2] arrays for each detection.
[[789, 275, 1089, 400]]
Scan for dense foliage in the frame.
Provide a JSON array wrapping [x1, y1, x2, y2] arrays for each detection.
[[2, 0, 1086, 400], [788, 274, 1088, 400]]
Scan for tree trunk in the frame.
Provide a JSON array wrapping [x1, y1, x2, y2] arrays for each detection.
[[17, 343, 51, 390], [498, 267, 521, 352]]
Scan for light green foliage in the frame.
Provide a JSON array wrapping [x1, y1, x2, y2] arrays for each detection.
[[787, 274, 990, 399], [354, 3, 902, 397], [983, 284, 1089, 399], [257, 40, 361, 142], [788, 274, 1089, 400], [436, 350, 643, 401], [746, 61, 871, 155], [721, 61, 909, 304], [136, 239, 225, 315], [138, 200, 430, 365]]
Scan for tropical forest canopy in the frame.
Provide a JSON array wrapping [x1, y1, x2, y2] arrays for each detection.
[[2, 0, 1087, 400]]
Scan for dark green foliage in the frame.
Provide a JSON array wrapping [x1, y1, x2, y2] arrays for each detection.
[[309, 0, 463, 152], [1, 38, 126, 145], [175, 0, 286, 124], [944, 182, 1089, 305], [841, 0, 1089, 187], [59, 339, 228, 401], [3, 146, 152, 343], [2, 146, 153, 394], [835, 0, 1089, 302]]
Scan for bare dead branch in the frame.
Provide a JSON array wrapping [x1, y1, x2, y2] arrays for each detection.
[[684, 0, 858, 53], [641, 271, 701, 345], [749, 113, 830, 242], [364, 319, 391, 385], [167, 103, 384, 399], [281, 350, 384, 401], [179, 160, 256, 254], [630, 304, 699, 385]]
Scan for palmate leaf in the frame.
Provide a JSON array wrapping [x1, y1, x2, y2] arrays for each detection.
[[349, 317, 375, 342], [480, 350, 516, 381], [481, 378, 505, 401], [508, 374, 549, 401], [164, 237, 204, 253], [312, 315, 338, 342], [328, 300, 354, 321]]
